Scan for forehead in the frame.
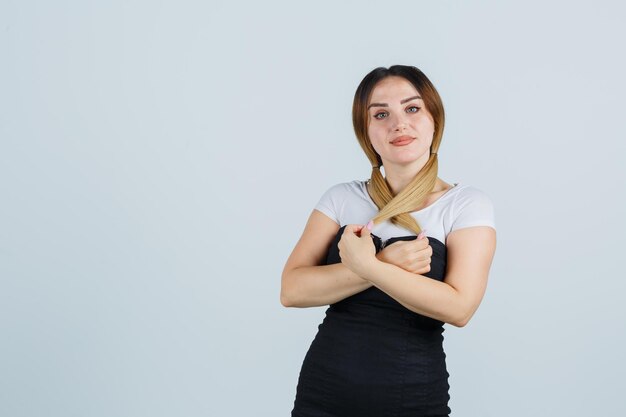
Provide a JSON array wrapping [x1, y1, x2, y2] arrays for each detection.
[[369, 76, 420, 102]]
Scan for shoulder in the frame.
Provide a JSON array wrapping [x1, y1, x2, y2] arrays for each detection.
[[318, 179, 367, 197], [313, 179, 369, 225], [452, 184, 494, 206], [449, 184, 496, 232]]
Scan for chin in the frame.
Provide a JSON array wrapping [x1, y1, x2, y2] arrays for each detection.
[[389, 156, 429, 168]]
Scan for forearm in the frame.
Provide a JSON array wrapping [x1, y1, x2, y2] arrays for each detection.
[[281, 263, 374, 308], [361, 260, 465, 326]]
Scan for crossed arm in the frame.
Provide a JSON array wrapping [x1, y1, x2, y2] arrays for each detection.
[[281, 210, 497, 328], [355, 225, 497, 327]]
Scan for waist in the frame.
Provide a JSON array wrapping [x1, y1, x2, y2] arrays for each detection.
[[325, 300, 445, 334], [311, 306, 448, 371]]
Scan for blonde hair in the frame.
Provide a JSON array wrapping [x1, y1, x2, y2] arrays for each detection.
[[352, 65, 445, 234]]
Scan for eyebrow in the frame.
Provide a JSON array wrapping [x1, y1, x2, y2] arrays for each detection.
[[367, 95, 422, 110]]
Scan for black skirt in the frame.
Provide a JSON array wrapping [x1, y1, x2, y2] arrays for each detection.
[[291, 225, 451, 417]]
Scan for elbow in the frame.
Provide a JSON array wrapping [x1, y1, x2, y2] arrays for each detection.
[[448, 291, 478, 327], [280, 269, 291, 307], [280, 291, 293, 307], [451, 309, 474, 328], [280, 272, 297, 307], [451, 316, 469, 328], [280, 284, 293, 307], [281, 268, 310, 308]]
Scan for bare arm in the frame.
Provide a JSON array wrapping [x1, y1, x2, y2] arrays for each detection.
[[280, 209, 374, 308], [281, 263, 373, 307]]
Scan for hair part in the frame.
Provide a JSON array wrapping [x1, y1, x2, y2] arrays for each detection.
[[352, 65, 445, 234]]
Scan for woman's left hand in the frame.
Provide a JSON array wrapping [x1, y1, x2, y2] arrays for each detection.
[[338, 223, 379, 278]]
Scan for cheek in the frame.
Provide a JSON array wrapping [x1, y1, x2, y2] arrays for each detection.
[[368, 123, 386, 139], [418, 124, 434, 135], [414, 124, 434, 139], [367, 128, 385, 152], [417, 115, 436, 132]]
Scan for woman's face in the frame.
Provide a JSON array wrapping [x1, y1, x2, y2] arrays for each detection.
[[367, 76, 435, 169]]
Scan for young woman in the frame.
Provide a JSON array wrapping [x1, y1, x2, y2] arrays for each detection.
[[281, 65, 497, 417]]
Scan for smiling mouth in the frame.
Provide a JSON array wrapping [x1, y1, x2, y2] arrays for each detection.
[[390, 136, 415, 145]]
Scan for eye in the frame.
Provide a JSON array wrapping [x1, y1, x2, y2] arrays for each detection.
[[373, 111, 387, 120], [407, 106, 420, 113]]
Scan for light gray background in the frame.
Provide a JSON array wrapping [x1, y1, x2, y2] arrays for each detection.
[[1, 1, 625, 416]]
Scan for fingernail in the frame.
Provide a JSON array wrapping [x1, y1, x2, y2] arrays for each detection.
[[366, 220, 374, 231], [417, 230, 427, 239]]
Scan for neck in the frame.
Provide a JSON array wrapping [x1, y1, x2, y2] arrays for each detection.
[[382, 153, 430, 195]]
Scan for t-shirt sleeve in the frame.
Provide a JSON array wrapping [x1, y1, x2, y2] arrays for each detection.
[[450, 186, 496, 233], [313, 183, 344, 225]]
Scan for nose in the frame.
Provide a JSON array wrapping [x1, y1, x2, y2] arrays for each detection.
[[391, 112, 408, 131]]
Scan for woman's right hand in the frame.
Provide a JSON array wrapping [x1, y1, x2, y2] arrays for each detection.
[[375, 235, 432, 275]]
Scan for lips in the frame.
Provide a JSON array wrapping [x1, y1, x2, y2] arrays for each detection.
[[390, 135, 415, 145]]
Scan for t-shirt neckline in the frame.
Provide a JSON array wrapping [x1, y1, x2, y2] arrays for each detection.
[[361, 180, 460, 214]]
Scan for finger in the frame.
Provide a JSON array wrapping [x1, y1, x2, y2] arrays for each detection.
[[360, 223, 371, 237], [405, 238, 428, 252], [344, 224, 362, 234], [414, 237, 429, 248]]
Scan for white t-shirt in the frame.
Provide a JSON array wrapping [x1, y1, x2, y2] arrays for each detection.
[[314, 179, 496, 246]]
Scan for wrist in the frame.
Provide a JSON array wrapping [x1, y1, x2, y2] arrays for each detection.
[[359, 257, 383, 281]]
